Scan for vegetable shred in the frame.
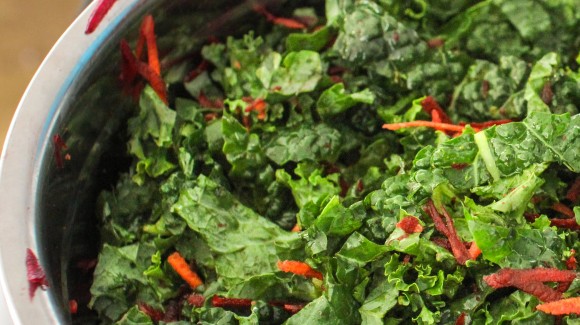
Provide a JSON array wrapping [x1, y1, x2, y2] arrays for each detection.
[[86, 1, 580, 324]]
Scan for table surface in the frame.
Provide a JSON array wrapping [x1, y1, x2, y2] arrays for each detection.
[[0, 0, 81, 322]]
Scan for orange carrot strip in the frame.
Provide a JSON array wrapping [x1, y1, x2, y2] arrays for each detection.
[[382, 121, 465, 133], [536, 297, 580, 315], [277, 260, 323, 280], [468, 241, 482, 260], [551, 202, 575, 219], [167, 252, 203, 289], [136, 60, 168, 104], [139, 15, 161, 75], [291, 224, 301, 232]]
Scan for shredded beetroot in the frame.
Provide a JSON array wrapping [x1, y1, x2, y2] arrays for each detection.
[[424, 201, 471, 265], [550, 218, 580, 230], [138, 302, 164, 321], [185, 60, 210, 82], [198, 91, 223, 109], [69, 299, 78, 314], [483, 268, 577, 302], [451, 163, 469, 170], [136, 60, 168, 104], [187, 294, 205, 308], [551, 202, 575, 219], [85, 0, 118, 34], [253, 5, 307, 29], [356, 180, 364, 192], [481, 80, 490, 98], [421, 96, 451, 124], [566, 250, 577, 270], [396, 216, 423, 234], [459, 119, 514, 129], [427, 38, 445, 48], [212, 295, 253, 308], [541, 81, 554, 106], [431, 237, 452, 251], [26, 249, 49, 299], [52, 134, 67, 169], [566, 177, 580, 203], [244, 98, 267, 120]]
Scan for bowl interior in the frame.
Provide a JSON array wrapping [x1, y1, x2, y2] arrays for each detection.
[[29, 0, 294, 323]]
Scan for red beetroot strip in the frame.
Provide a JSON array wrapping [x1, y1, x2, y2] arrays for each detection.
[[85, 0, 117, 34], [483, 268, 577, 302], [192, 295, 306, 314], [52, 134, 67, 169], [421, 96, 451, 124], [424, 200, 471, 265], [26, 249, 49, 299], [396, 216, 423, 234], [253, 5, 307, 29], [566, 177, 580, 203]]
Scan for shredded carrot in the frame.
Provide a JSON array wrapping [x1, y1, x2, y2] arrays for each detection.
[[536, 297, 580, 315], [291, 224, 301, 232], [455, 312, 466, 325], [167, 252, 203, 289], [382, 121, 465, 133], [551, 202, 575, 219], [187, 294, 205, 307], [85, 0, 117, 34], [244, 98, 267, 120], [468, 241, 482, 260], [427, 38, 445, 48], [277, 260, 323, 280], [138, 15, 161, 75]]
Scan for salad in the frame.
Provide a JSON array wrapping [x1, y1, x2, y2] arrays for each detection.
[[84, 0, 580, 324]]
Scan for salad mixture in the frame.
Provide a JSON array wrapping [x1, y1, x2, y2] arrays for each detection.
[[86, 0, 580, 324]]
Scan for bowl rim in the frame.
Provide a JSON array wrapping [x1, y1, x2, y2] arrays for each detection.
[[0, 1, 141, 323]]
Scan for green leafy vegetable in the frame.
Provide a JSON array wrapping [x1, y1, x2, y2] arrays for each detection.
[[89, 1, 580, 323]]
